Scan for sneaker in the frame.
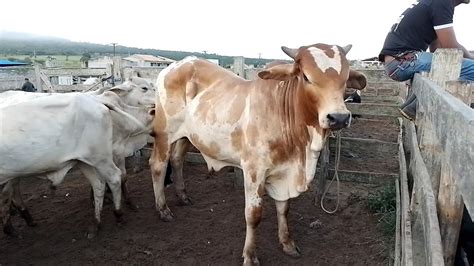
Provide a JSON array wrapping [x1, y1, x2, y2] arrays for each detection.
[[344, 90, 361, 103], [399, 99, 417, 121], [399, 93, 417, 110]]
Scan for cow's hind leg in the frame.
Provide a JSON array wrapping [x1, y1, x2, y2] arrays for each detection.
[[11, 178, 36, 227], [117, 157, 138, 211], [96, 163, 123, 224], [149, 137, 173, 222], [170, 138, 192, 205], [275, 200, 301, 257], [79, 164, 108, 238], [1, 181, 17, 237], [242, 169, 265, 266]]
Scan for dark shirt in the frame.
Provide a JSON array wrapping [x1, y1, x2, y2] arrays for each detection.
[[378, 0, 454, 61], [21, 81, 36, 92]]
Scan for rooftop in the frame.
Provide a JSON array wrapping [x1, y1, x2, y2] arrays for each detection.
[[0, 59, 29, 67], [123, 54, 175, 63]]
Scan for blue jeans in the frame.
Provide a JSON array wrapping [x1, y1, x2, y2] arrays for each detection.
[[384, 51, 474, 82]]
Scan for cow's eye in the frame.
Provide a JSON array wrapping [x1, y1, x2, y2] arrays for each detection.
[[303, 74, 310, 83], [141, 87, 148, 91]]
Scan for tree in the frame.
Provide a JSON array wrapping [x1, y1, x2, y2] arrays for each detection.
[[80, 53, 91, 68], [23, 57, 32, 63]]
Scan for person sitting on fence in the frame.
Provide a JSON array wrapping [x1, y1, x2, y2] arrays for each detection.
[[378, 0, 474, 121], [21, 78, 36, 92]]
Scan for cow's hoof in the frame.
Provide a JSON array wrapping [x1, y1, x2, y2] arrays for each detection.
[[178, 196, 193, 206], [282, 242, 302, 258], [125, 200, 139, 211], [49, 184, 57, 196], [19, 209, 37, 227], [86, 228, 98, 239], [3, 224, 19, 238], [86, 231, 97, 239], [243, 256, 260, 266], [159, 207, 174, 222], [113, 210, 124, 224], [86, 222, 100, 239], [103, 196, 113, 205], [27, 221, 38, 227]]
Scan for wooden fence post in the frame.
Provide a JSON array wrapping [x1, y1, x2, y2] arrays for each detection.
[[427, 48, 468, 266], [429, 49, 463, 87], [437, 80, 472, 265], [419, 49, 463, 195]]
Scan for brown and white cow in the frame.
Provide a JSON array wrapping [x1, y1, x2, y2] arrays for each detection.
[[149, 43, 367, 265]]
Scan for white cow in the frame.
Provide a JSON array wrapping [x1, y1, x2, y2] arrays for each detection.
[[0, 91, 152, 238], [89, 76, 156, 107]]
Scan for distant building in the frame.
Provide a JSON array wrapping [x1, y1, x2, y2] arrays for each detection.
[[206, 59, 219, 65], [350, 57, 383, 69], [88, 56, 113, 69], [45, 56, 59, 68], [123, 54, 175, 67]]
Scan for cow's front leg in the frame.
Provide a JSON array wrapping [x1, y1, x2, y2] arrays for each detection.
[[170, 139, 192, 205], [242, 176, 264, 266], [149, 137, 173, 222], [275, 200, 301, 257]]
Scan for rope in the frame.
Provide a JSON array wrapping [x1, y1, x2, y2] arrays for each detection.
[[320, 130, 342, 214]]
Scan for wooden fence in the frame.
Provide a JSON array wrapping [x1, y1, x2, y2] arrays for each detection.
[[395, 49, 474, 266]]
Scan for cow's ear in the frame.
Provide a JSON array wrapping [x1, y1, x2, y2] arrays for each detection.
[[346, 70, 367, 90], [108, 84, 130, 93], [258, 63, 296, 81], [148, 108, 155, 116]]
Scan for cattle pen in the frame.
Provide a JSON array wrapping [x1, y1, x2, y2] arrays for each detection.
[[0, 49, 473, 265]]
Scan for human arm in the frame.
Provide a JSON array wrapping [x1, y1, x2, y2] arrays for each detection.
[[435, 27, 474, 59]]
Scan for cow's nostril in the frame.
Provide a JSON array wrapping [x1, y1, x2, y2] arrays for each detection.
[[327, 113, 351, 129], [327, 114, 336, 124]]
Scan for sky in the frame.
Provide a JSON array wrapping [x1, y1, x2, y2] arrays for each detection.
[[0, 0, 473, 60]]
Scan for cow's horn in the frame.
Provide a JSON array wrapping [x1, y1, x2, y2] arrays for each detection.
[[281, 46, 298, 59], [341, 44, 352, 54]]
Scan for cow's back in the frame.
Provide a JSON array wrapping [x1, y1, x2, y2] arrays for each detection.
[[156, 58, 256, 168], [0, 93, 114, 180]]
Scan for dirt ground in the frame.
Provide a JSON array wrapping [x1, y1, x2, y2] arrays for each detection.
[[0, 158, 389, 265], [0, 115, 400, 265]]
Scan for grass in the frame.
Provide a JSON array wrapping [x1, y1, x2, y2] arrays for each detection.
[[367, 183, 397, 263], [1, 54, 82, 68], [368, 184, 397, 236]]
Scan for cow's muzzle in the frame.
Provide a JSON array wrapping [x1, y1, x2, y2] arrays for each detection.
[[327, 113, 351, 130]]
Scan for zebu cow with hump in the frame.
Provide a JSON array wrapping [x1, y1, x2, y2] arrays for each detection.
[[0, 78, 155, 235], [0, 91, 152, 238], [149, 43, 367, 265]]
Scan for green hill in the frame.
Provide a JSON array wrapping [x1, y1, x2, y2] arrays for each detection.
[[0, 32, 281, 67]]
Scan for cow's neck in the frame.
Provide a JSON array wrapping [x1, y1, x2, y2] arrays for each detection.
[[272, 77, 315, 152]]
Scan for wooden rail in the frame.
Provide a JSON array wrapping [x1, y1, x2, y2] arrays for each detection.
[[394, 49, 473, 266]]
